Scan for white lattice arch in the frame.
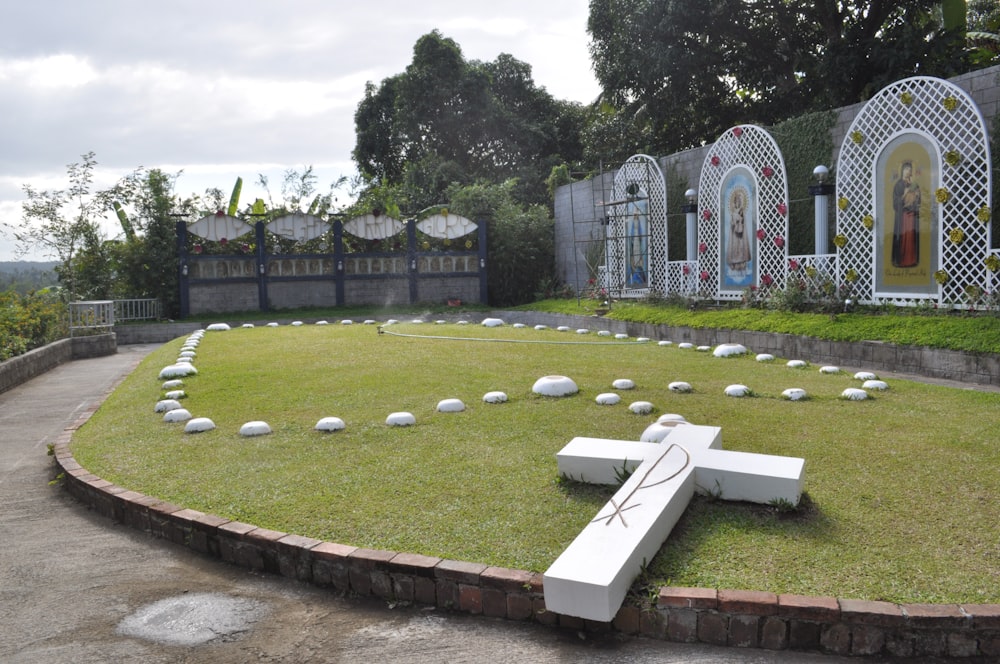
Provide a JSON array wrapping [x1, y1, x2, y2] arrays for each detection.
[[836, 76, 992, 306], [605, 155, 668, 297], [697, 125, 790, 300]]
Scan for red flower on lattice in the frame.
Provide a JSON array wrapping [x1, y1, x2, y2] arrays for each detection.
[[756, 228, 767, 241], [733, 127, 743, 138], [700, 270, 710, 281], [710, 155, 720, 166], [777, 202, 788, 216], [682, 264, 691, 275], [762, 165, 774, 179], [761, 274, 774, 287], [698, 242, 707, 254], [774, 235, 785, 248], [789, 258, 799, 271], [193, 244, 203, 254], [702, 209, 712, 220]]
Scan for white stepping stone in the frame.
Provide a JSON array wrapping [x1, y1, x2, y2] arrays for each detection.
[[436, 320, 448, 325], [315, 320, 329, 325], [436, 398, 465, 413], [457, 320, 469, 325], [639, 419, 689, 443], [657, 414, 687, 424], [267, 322, 279, 327], [382, 319, 397, 325], [756, 353, 775, 362], [411, 319, 425, 324], [545, 424, 804, 622], [534, 325, 547, 330], [163, 408, 192, 423], [841, 388, 869, 401], [658, 340, 673, 346], [863, 380, 889, 391], [315, 417, 346, 432], [184, 417, 216, 433], [179, 350, 196, 358], [557, 326, 571, 332], [164, 390, 185, 400], [162, 379, 183, 389], [364, 320, 377, 325], [158, 364, 197, 379], [724, 384, 752, 397], [482, 391, 509, 404], [533, 376, 579, 397], [677, 343, 694, 350], [781, 388, 807, 401], [241, 323, 254, 328], [386, 412, 416, 426], [155, 399, 182, 413], [206, 323, 231, 331], [175, 357, 193, 364], [668, 382, 692, 393], [819, 366, 840, 374], [854, 371, 878, 381], [240, 421, 272, 436], [482, 318, 505, 327], [291, 321, 303, 326], [612, 379, 635, 390], [595, 393, 620, 406], [597, 330, 612, 337], [342, 319, 355, 325], [512, 323, 526, 329], [786, 360, 807, 369], [636, 337, 651, 343], [628, 401, 654, 415], [614, 333, 629, 340], [696, 345, 711, 352], [576, 329, 589, 334], [713, 343, 747, 358]]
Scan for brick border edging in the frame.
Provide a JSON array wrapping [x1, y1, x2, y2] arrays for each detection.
[[52, 411, 1000, 658]]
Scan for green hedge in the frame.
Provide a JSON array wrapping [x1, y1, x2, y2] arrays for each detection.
[[0, 290, 67, 361]]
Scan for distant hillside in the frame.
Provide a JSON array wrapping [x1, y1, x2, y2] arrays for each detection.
[[0, 261, 60, 273], [0, 261, 60, 294]]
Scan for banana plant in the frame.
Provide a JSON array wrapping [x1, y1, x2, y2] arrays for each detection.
[[112, 201, 135, 240], [227, 177, 243, 216]]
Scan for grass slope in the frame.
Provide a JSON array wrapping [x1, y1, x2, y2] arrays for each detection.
[[71, 321, 1000, 604]]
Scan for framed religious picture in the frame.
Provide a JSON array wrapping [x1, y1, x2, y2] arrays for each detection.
[[720, 167, 756, 291], [875, 133, 938, 297]]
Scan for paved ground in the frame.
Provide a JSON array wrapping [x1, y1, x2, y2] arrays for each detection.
[[1, 345, 888, 662]]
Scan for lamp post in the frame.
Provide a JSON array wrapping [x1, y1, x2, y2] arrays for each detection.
[[809, 165, 834, 255], [683, 188, 698, 262]]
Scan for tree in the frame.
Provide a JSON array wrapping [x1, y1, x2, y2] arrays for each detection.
[[353, 31, 585, 208], [586, 0, 970, 156], [15, 152, 125, 300]]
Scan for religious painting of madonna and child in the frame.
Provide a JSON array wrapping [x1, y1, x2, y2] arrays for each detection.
[[876, 134, 937, 295], [623, 183, 649, 288], [720, 168, 756, 290]]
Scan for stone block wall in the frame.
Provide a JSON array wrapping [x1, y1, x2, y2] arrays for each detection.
[[0, 334, 116, 395]]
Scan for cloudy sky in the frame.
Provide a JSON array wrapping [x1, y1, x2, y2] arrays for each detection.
[[0, 1, 600, 260]]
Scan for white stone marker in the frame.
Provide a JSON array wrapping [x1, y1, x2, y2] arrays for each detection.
[[543, 423, 804, 623]]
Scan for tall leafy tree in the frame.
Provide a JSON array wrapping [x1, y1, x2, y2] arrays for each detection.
[[587, 0, 970, 155], [352, 31, 585, 209]]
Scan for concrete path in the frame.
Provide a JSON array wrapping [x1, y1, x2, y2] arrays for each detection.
[[0, 345, 868, 663]]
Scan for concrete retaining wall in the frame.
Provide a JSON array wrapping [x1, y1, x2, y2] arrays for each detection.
[[0, 334, 116, 395]]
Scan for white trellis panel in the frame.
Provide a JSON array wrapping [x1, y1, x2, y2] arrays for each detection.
[[416, 213, 477, 239], [836, 76, 992, 306], [188, 213, 254, 241], [666, 260, 699, 295], [342, 213, 406, 240], [696, 126, 790, 300], [605, 155, 668, 298]]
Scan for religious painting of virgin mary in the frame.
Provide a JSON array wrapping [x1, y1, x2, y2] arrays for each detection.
[[720, 168, 755, 289]]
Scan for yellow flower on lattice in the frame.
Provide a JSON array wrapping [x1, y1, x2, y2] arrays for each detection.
[[805, 265, 818, 278], [833, 234, 848, 249], [978, 206, 992, 224], [850, 131, 864, 146], [945, 150, 961, 167], [943, 95, 958, 112], [422, 240, 431, 249], [837, 197, 849, 211], [900, 91, 913, 106], [443, 238, 452, 246], [845, 268, 858, 283], [949, 227, 965, 245], [934, 269, 949, 285], [935, 188, 950, 204], [985, 254, 1000, 272], [862, 214, 874, 230], [465, 240, 473, 249]]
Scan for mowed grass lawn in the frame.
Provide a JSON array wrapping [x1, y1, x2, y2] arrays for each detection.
[[71, 321, 1000, 605]]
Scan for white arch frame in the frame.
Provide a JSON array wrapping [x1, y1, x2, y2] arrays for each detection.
[[606, 155, 668, 298]]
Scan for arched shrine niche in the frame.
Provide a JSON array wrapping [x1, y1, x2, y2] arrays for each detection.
[[697, 125, 790, 300], [836, 76, 992, 307], [604, 155, 668, 298]]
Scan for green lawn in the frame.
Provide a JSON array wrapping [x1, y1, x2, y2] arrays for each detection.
[[71, 320, 1000, 605]]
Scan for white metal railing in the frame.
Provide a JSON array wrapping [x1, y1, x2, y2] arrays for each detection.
[[113, 298, 161, 321], [69, 300, 114, 336]]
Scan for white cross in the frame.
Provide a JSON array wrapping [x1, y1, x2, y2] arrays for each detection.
[[542, 422, 805, 623]]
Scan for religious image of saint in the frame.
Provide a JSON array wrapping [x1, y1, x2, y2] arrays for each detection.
[[891, 160, 921, 268], [726, 188, 751, 277], [625, 182, 648, 287]]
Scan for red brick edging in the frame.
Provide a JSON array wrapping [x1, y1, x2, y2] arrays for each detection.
[[52, 411, 1000, 659]]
